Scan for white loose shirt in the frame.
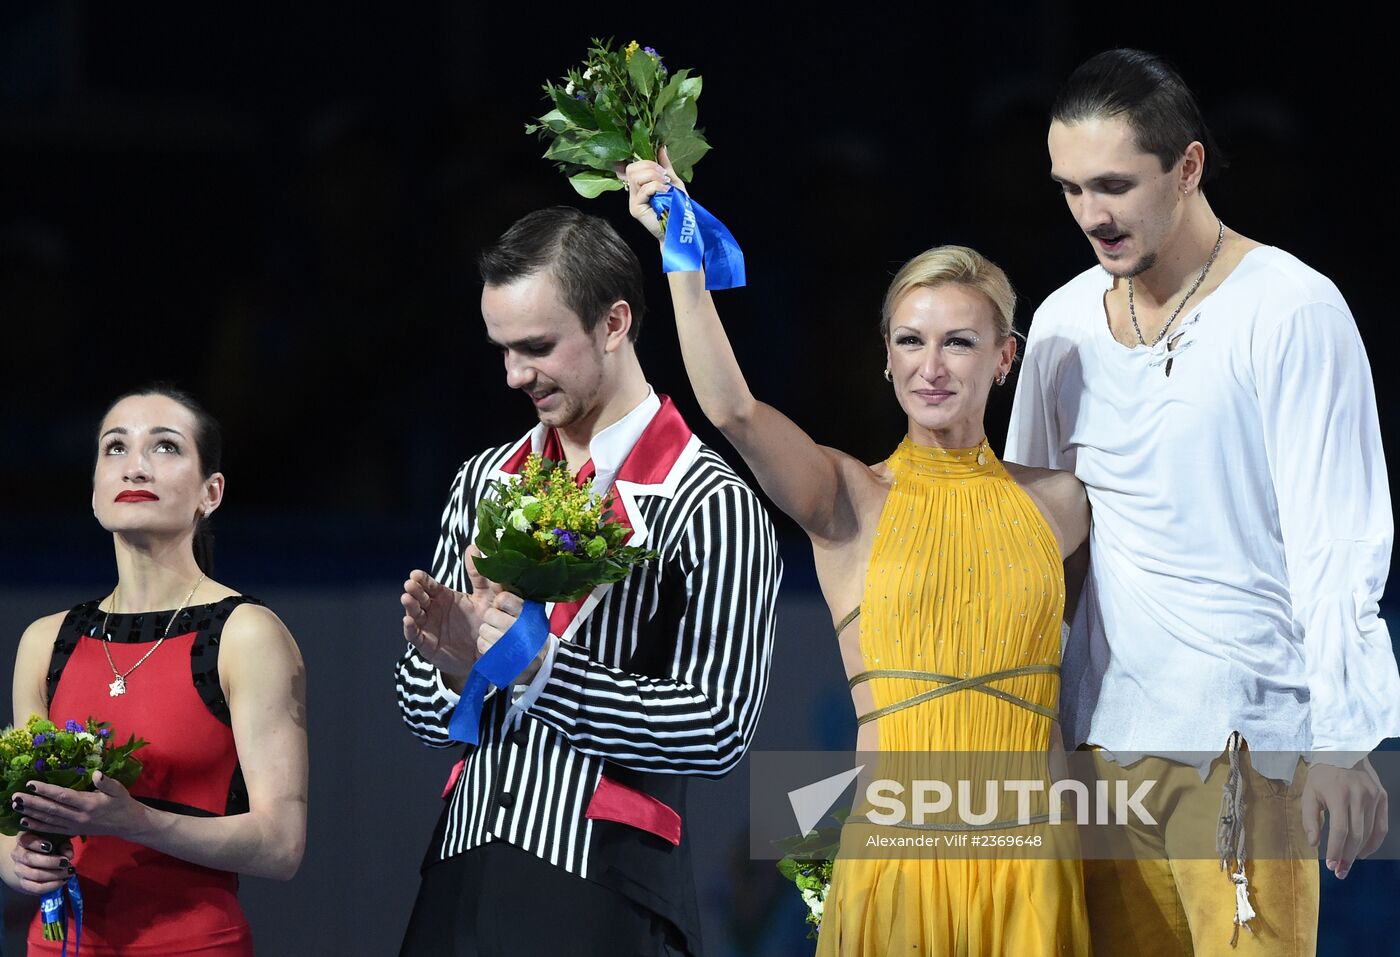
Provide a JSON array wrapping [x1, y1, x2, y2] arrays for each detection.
[[1006, 247, 1400, 772]]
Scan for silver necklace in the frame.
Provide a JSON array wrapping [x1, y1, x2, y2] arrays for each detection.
[[1128, 219, 1226, 347], [100, 573, 206, 697]]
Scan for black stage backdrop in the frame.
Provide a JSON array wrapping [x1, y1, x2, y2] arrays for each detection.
[[1, 4, 1394, 955]]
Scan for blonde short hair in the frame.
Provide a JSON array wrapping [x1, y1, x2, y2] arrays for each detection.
[[880, 245, 1016, 341]]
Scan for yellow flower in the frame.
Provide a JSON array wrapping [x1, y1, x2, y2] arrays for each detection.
[[625, 40, 640, 61]]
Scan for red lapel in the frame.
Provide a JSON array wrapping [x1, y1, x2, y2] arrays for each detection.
[[532, 396, 693, 636]]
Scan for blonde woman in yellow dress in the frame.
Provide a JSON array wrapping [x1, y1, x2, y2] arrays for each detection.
[[623, 157, 1091, 955]]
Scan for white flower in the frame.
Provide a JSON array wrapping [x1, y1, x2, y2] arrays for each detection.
[[509, 508, 531, 532], [76, 731, 96, 743], [583, 67, 594, 80], [519, 495, 539, 507], [565, 81, 575, 96], [800, 886, 825, 922]]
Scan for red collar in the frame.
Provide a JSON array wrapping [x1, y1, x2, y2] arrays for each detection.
[[499, 395, 693, 488]]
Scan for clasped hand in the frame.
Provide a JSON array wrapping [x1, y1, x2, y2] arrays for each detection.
[[10, 771, 148, 894], [401, 548, 546, 686]]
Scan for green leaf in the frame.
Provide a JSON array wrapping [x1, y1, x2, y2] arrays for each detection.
[[593, 92, 624, 134], [663, 131, 711, 180], [654, 69, 689, 115], [628, 49, 657, 97], [544, 135, 599, 167], [630, 123, 655, 162], [499, 526, 543, 559], [568, 171, 625, 198], [582, 131, 632, 166], [677, 74, 703, 102], [551, 87, 595, 129], [536, 108, 572, 133], [655, 97, 698, 143]]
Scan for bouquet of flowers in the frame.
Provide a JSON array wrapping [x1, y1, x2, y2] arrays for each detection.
[[774, 811, 846, 939], [0, 715, 146, 944], [472, 453, 657, 602], [448, 453, 659, 745], [525, 38, 710, 198]]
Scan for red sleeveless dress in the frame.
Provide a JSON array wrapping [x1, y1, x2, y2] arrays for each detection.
[[29, 597, 259, 956]]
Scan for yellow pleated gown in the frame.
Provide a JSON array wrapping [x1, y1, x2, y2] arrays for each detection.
[[816, 438, 1090, 956]]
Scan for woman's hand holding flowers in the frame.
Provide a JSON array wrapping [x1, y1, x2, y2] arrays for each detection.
[[11, 771, 150, 841], [9, 831, 74, 896]]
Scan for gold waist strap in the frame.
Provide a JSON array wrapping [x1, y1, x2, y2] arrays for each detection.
[[849, 664, 1060, 726]]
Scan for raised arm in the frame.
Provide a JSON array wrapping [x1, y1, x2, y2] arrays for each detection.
[[624, 159, 867, 542]]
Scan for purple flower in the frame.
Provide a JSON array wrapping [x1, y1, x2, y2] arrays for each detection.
[[65, 720, 82, 733], [644, 46, 659, 57], [32, 733, 46, 746], [34, 758, 45, 771], [552, 528, 579, 553], [99, 728, 110, 738]]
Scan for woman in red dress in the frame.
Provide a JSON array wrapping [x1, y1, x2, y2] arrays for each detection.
[[1, 386, 308, 955]]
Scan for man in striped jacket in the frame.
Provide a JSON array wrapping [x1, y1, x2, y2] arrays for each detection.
[[394, 206, 781, 956]]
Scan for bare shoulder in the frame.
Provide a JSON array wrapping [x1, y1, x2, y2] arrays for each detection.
[[13, 612, 67, 720], [18, 611, 67, 650], [221, 603, 303, 670], [1003, 463, 1088, 557], [1005, 463, 1083, 502]]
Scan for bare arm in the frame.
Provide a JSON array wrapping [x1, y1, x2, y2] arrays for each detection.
[[1005, 464, 1089, 560], [625, 159, 865, 541], [3, 614, 65, 892], [11, 603, 308, 885]]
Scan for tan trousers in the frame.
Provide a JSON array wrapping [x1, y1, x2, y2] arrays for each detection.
[[1082, 750, 1319, 956]]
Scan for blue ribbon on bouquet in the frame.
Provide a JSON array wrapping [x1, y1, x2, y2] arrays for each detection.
[[650, 188, 746, 289], [447, 599, 550, 745], [39, 873, 84, 956]]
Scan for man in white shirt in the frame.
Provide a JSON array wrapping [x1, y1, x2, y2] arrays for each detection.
[[1007, 49, 1399, 954]]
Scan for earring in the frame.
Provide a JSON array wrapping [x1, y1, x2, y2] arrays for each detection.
[[995, 372, 1007, 386], [883, 369, 893, 382]]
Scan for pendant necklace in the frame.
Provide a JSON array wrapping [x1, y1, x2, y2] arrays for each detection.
[[100, 573, 206, 697]]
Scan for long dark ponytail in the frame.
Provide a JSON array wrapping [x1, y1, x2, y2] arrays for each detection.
[[98, 384, 223, 576]]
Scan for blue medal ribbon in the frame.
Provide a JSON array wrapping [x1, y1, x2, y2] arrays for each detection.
[[447, 599, 550, 745], [39, 873, 83, 956], [650, 189, 745, 290]]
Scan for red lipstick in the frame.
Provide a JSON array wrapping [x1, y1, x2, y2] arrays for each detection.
[[115, 490, 159, 503]]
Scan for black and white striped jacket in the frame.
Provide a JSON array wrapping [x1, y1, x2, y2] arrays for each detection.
[[394, 397, 780, 951]]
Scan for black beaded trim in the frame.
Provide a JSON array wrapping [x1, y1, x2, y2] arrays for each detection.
[[47, 595, 264, 816]]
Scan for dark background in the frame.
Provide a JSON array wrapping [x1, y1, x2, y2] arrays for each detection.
[[1, 3, 1394, 955]]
